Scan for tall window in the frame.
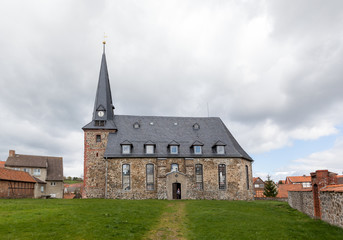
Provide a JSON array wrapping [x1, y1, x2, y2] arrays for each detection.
[[171, 163, 179, 172], [245, 165, 249, 190], [96, 135, 101, 143], [195, 164, 203, 190], [122, 164, 130, 190], [146, 164, 154, 190], [218, 164, 226, 190]]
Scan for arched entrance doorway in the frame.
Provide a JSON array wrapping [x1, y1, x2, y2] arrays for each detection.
[[172, 183, 181, 199]]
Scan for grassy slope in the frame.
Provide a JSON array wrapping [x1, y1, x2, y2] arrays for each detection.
[[185, 200, 343, 240], [1, 199, 343, 240], [0, 199, 167, 240]]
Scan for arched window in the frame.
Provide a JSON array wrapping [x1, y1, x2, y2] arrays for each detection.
[[218, 164, 226, 190], [122, 164, 130, 190], [146, 164, 154, 190], [195, 164, 203, 190], [171, 163, 179, 172], [246, 165, 249, 190]]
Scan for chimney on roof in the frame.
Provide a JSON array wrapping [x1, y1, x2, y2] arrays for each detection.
[[9, 150, 15, 157]]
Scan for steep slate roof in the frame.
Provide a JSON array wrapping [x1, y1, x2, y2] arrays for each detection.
[[105, 115, 253, 160], [5, 154, 63, 181], [83, 47, 116, 130], [0, 168, 36, 183]]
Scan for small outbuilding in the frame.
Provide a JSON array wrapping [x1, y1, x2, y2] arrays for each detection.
[[0, 168, 36, 198]]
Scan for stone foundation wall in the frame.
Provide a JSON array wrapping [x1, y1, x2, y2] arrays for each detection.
[[288, 191, 314, 217], [320, 192, 343, 228]]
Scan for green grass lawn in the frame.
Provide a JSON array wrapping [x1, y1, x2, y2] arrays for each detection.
[[63, 180, 83, 184], [0, 199, 342, 240], [185, 200, 343, 240]]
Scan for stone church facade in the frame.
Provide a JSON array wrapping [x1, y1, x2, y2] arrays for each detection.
[[83, 43, 254, 200]]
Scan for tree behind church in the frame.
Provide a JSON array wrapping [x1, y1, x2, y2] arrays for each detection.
[[263, 175, 278, 197]]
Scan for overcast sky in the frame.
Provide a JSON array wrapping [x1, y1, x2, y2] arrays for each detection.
[[1, 0, 342, 181]]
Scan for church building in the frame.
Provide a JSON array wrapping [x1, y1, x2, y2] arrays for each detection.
[[83, 43, 254, 200]]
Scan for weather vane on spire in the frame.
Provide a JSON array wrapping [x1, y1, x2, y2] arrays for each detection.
[[103, 33, 107, 53]]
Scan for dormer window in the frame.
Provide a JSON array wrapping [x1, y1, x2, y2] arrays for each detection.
[[170, 146, 178, 154], [168, 141, 180, 154], [217, 146, 225, 154], [144, 141, 156, 154], [122, 145, 131, 154], [133, 122, 140, 129], [194, 146, 202, 154], [146, 145, 154, 154], [121, 140, 133, 154], [213, 141, 226, 154], [191, 141, 204, 155]]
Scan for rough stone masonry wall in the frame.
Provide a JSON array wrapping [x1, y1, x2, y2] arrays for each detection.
[[105, 157, 253, 200], [320, 191, 343, 228], [84, 130, 114, 198], [288, 191, 314, 218]]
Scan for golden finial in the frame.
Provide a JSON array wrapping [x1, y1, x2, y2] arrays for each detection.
[[103, 33, 107, 45], [103, 33, 107, 53]]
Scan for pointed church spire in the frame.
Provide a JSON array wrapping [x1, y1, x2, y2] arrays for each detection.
[[83, 42, 117, 130]]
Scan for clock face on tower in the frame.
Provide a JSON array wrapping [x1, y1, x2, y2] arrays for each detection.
[[98, 111, 104, 117]]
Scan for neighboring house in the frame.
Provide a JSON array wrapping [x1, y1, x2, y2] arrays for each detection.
[[0, 167, 36, 198], [0, 161, 5, 168], [277, 184, 304, 198], [253, 177, 265, 198], [285, 175, 312, 188], [337, 175, 343, 184], [5, 150, 64, 198], [82, 43, 254, 200], [64, 183, 83, 199], [277, 175, 312, 198]]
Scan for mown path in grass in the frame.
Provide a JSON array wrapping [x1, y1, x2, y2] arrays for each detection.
[[144, 201, 186, 240]]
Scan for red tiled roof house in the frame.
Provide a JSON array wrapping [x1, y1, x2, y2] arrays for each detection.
[[0, 168, 36, 198]]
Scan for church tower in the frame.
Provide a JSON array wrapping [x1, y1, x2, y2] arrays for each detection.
[[82, 42, 117, 198]]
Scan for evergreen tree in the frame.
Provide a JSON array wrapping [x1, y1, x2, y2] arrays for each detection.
[[263, 175, 278, 197]]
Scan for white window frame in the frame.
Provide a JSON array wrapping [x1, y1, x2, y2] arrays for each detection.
[[145, 145, 154, 154], [216, 145, 225, 154], [194, 146, 202, 154], [23, 168, 30, 173], [122, 145, 131, 154], [171, 163, 179, 172], [33, 168, 41, 176], [40, 186, 44, 193], [170, 146, 178, 154]]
